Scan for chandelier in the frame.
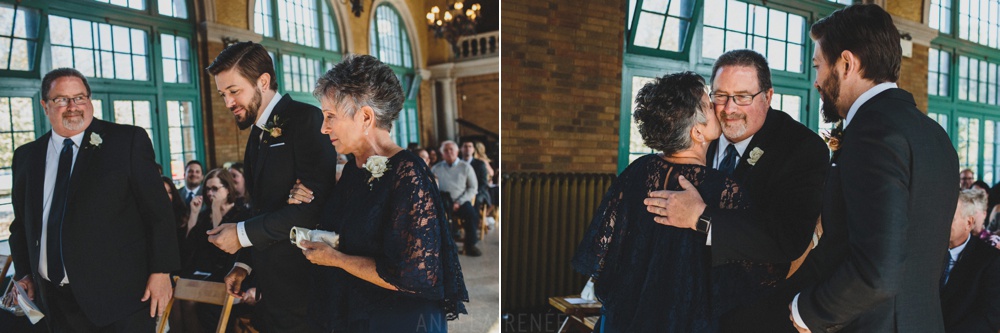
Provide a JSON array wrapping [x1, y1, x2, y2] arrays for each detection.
[[426, 1, 481, 56]]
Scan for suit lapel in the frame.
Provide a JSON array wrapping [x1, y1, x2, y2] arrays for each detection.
[[731, 108, 780, 181], [250, 94, 292, 188], [28, 134, 50, 238], [65, 120, 105, 202]]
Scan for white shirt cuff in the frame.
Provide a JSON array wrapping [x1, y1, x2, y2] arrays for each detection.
[[233, 262, 252, 275], [792, 293, 808, 330], [706, 226, 712, 246], [237, 221, 253, 247]]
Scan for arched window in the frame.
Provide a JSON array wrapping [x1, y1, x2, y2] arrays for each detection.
[[254, 0, 343, 102], [370, 4, 418, 147]]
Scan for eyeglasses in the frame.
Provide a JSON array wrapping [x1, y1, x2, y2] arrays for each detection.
[[48, 95, 90, 107], [710, 91, 764, 106], [206, 186, 224, 193]]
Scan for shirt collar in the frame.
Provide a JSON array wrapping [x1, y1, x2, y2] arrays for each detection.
[[51, 131, 86, 150], [949, 234, 971, 260], [844, 82, 897, 129], [187, 185, 201, 193], [255, 93, 283, 131], [716, 133, 755, 168]]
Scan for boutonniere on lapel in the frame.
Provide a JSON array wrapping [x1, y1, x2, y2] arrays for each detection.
[[262, 116, 286, 138], [363, 155, 390, 190], [822, 121, 844, 152], [747, 147, 764, 166], [86, 132, 103, 149]]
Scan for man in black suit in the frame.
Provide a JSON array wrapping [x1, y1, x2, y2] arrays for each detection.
[[775, 5, 958, 332], [646, 49, 829, 267], [179, 160, 203, 205], [941, 188, 1000, 332], [205, 42, 336, 332], [6, 68, 180, 331]]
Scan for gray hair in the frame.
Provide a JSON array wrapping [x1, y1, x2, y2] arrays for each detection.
[[958, 188, 988, 220], [440, 140, 458, 152], [313, 54, 403, 130]]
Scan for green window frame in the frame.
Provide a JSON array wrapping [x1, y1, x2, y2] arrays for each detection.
[[701, 0, 808, 74], [627, 0, 700, 59], [0, 0, 204, 240], [0, 3, 42, 72], [930, 0, 1000, 185], [370, 3, 419, 147], [254, 0, 344, 104]]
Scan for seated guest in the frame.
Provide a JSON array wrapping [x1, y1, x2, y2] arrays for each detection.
[[227, 162, 249, 207], [432, 140, 482, 256], [181, 160, 205, 205], [941, 188, 1000, 332], [177, 169, 251, 332], [162, 176, 191, 232]]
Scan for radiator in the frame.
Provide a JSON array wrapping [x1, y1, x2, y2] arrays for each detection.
[[501, 172, 616, 313]]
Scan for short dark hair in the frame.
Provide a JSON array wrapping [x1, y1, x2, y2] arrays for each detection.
[[710, 49, 772, 92], [185, 160, 203, 171], [228, 162, 244, 175], [206, 41, 278, 90], [204, 168, 238, 204], [313, 54, 403, 131], [42, 68, 91, 101], [633, 71, 708, 155], [810, 4, 901, 83]]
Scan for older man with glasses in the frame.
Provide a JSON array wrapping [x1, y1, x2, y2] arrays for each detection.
[[644, 49, 831, 326]]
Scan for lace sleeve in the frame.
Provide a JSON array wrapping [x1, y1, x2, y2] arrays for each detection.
[[571, 162, 634, 282], [375, 155, 469, 318]]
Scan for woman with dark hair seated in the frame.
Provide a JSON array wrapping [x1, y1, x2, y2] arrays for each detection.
[[572, 72, 781, 332]]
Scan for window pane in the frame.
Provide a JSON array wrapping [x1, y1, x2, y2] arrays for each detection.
[[930, 0, 952, 34], [958, 0, 1000, 47], [372, 5, 414, 68], [0, 97, 36, 240], [167, 100, 197, 184], [158, 0, 188, 18], [255, 0, 274, 37], [0, 4, 40, 71], [628, 76, 657, 156], [51, 16, 149, 81], [771, 93, 801, 123], [161, 33, 191, 83], [114, 100, 154, 140], [702, 0, 806, 74], [93, 0, 144, 11], [278, 0, 320, 47], [958, 55, 999, 105]]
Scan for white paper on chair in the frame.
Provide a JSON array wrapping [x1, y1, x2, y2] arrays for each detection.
[[290, 227, 340, 250], [564, 298, 597, 305], [14, 281, 44, 324]]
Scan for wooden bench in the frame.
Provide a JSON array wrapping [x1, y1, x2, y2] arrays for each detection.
[[548, 295, 602, 333]]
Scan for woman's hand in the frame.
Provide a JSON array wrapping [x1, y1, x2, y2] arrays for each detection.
[[190, 195, 203, 212], [300, 239, 341, 267], [287, 179, 315, 205]]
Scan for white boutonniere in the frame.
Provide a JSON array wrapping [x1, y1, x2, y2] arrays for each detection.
[[363, 155, 390, 190], [747, 147, 764, 166], [88, 132, 102, 148]]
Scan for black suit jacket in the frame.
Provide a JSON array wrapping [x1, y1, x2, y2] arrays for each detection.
[[791, 88, 958, 332], [941, 237, 1000, 333], [238, 94, 336, 328], [707, 108, 829, 266], [8, 119, 180, 326]]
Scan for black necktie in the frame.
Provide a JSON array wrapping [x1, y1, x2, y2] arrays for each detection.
[[718, 144, 739, 176], [186, 191, 194, 203], [942, 255, 957, 287], [48, 138, 74, 283]]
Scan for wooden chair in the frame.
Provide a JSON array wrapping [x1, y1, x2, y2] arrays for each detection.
[[156, 277, 235, 333], [548, 295, 602, 333]]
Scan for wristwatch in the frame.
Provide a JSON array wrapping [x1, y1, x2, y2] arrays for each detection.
[[695, 212, 712, 234]]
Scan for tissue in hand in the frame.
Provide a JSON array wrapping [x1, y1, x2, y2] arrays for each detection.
[[290, 227, 340, 250]]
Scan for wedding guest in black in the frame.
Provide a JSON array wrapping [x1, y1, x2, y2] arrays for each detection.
[[162, 176, 190, 232], [227, 162, 249, 206], [572, 71, 782, 332], [177, 168, 251, 332], [940, 188, 1000, 333], [288, 54, 468, 332]]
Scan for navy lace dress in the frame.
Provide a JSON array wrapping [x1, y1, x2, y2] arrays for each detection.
[[572, 154, 784, 333], [309, 150, 469, 333]]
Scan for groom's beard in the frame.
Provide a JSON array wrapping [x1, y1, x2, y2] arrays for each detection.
[[819, 70, 842, 124], [234, 87, 263, 130]]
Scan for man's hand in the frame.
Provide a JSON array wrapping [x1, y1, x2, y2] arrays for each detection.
[[789, 302, 811, 333], [644, 176, 707, 230], [140, 273, 172, 318], [3, 275, 34, 308], [224, 266, 249, 299], [207, 223, 242, 254]]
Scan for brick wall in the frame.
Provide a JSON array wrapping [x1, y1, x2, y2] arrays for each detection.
[[501, 0, 626, 173], [457, 73, 499, 139], [901, 44, 930, 114]]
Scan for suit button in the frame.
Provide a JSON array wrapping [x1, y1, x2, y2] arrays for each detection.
[[36, 241, 39, 246]]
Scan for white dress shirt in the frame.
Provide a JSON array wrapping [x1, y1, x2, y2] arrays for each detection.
[[39, 131, 85, 284], [791, 81, 899, 330], [233, 93, 283, 273]]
